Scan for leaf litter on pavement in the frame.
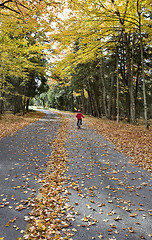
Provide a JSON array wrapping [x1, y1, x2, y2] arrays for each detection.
[[0, 111, 45, 140], [85, 116, 152, 173], [23, 115, 75, 240], [60, 113, 152, 240], [0, 112, 152, 239]]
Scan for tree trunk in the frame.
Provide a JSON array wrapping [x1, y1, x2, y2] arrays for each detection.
[[22, 96, 26, 115], [137, 1, 149, 129], [126, 92, 130, 122], [0, 99, 4, 115], [150, 104, 152, 118], [0, 81, 4, 115], [81, 90, 86, 113], [100, 56, 108, 117], [107, 67, 114, 119], [87, 89, 94, 115], [140, 38, 149, 128], [70, 90, 74, 112], [124, 32, 136, 124], [26, 98, 30, 111], [87, 79, 100, 117], [91, 83, 100, 117], [116, 55, 119, 123], [14, 95, 22, 114], [135, 67, 139, 118]]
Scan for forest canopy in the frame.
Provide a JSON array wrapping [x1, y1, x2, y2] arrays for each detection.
[[0, 0, 62, 114], [45, 0, 152, 128], [0, 0, 151, 128]]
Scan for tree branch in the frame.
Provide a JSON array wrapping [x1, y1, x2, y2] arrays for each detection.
[[0, 0, 29, 14]]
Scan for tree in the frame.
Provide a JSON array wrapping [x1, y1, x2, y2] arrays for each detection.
[[0, 12, 49, 114], [49, 0, 152, 127]]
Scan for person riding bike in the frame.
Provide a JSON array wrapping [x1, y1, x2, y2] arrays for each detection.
[[76, 109, 84, 128]]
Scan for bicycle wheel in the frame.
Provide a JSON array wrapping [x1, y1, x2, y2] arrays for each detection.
[[77, 120, 81, 129]]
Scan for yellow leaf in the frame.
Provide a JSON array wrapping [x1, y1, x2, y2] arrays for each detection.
[[5, 222, 10, 227], [54, 235, 60, 239], [130, 213, 137, 217], [98, 233, 103, 239], [82, 214, 88, 222]]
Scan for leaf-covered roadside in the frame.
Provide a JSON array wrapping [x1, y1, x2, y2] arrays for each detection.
[[85, 116, 152, 173], [0, 112, 45, 139], [23, 115, 75, 240]]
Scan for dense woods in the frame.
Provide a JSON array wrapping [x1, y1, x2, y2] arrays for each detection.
[[45, 0, 151, 128], [0, 0, 60, 115], [0, 0, 151, 127]]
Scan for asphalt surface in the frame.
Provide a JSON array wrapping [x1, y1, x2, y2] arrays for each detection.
[[0, 110, 60, 240], [64, 113, 152, 240], [0, 110, 151, 240]]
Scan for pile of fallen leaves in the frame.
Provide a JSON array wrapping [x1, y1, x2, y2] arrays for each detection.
[[23, 115, 75, 240], [0, 111, 44, 139], [85, 116, 152, 173]]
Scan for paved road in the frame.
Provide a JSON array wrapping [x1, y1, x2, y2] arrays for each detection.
[[0, 110, 60, 240], [64, 113, 152, 240], [0, 110, 151, 240]]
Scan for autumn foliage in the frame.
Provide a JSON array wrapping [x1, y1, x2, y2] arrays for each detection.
[[0, 111, 44, 139], [85, 116, 152, 173], [0, 111, 151, 239], [23, 115, 75, 240]]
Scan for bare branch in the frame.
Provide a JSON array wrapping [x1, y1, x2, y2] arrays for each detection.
[[0, 0, 29, 14]]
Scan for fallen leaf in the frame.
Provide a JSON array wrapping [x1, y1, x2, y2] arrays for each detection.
[[5, 222, 10, 227], [130, 213, 137, 217], [82, 214, 88, 222], [140, 235, 145, 239], [128, 227, 134, 233], [114, 215, 121, 221], [98, 233, 103, 239]]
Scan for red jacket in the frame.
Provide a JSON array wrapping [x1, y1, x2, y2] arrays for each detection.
[[76, 112, 84, 120]]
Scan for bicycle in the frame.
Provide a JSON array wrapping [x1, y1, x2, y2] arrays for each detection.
[[76, 109, 84, 129], [77, 119, 82, 129]]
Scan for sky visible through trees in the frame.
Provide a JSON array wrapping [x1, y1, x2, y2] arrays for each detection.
[[0, 0, 151, 128]]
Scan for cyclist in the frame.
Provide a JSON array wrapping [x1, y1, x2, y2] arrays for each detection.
[[76, 109, 84, 127]]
